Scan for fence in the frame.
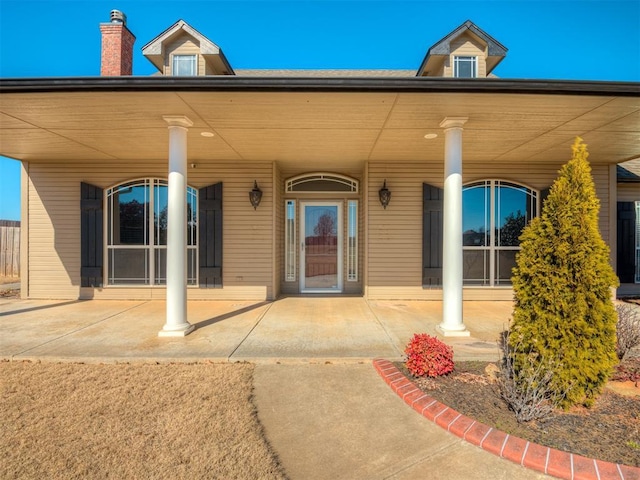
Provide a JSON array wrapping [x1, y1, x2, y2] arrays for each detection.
[[0, 221, 20, 277]]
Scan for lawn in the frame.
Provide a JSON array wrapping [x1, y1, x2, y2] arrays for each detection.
[[1, 361, 287, 480]]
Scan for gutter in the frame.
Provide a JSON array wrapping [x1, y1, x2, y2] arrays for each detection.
[[1, 76, 639, 96]]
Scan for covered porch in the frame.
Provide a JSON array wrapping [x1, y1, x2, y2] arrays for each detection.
[[0, 296, 513, 363]]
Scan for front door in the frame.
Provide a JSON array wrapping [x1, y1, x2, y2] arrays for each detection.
[[300, 202, 342, 293]]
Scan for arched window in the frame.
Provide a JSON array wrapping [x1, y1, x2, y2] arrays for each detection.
[[286, 173, 358, 193], [462, 180, 537, 286], [106, 179, 197, 286]]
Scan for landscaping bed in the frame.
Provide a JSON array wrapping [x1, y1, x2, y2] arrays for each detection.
[[397, 358, 640, 467]]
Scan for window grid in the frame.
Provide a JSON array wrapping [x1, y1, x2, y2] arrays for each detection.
[[453, 56, 477, 78], [285, 200, 296, 281], [106, 178, 197, 286], [347, 200, 358, 281], [286, 173, 358, 193], [172, 54, 197, 76], [462, 180, 536, 287]]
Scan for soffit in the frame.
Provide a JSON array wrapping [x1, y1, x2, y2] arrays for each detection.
[[1, 89, 638, 170]]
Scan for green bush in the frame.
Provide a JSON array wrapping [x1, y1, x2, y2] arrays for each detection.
[[509, 138, 618, 408]]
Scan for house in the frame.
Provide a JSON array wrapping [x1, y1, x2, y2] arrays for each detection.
[[617, 159, 640, 285], [1, 12, 638, 336]]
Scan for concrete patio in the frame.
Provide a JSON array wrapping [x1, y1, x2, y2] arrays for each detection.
[[0, 296, 514, 364]]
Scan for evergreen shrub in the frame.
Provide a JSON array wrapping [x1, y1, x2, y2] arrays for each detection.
[[509, 138, 618, 408]]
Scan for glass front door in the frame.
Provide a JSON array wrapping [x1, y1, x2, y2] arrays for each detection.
[[300, 202, 342, 292]]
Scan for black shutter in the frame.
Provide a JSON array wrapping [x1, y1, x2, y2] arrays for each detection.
[[80, 182, 103, 287], [617, 202, 636, 283], [540, 187, 551, 210], [423, 183, 443, 287], [199, 183, 223, 288]]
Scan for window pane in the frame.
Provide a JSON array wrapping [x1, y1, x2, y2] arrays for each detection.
[[173, 55, 197, 76], [187, 187, 197, 246], [110, 182, 149, 246], [187, 247, 197, 285], [348, 200, 358, 281], [153, 248, 197, 286], [496, 184, 530, 247], [304, 205, 338, 289], [496, 250, 517, 286], [454, 56, 476, 78], [463, 183, 489, 246], [108, 249, 148, 285], [463, 249, 489, 285], [285, 200, 296, 281], [154, 247, 166, 285], [154, 182, 168, 246]]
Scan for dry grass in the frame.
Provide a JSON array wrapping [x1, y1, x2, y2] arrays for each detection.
[[0, 275, 19, 285], [1, 361, 287, 480]]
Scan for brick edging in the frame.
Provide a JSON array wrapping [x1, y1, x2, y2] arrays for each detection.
[[373, 359, 640, 480]]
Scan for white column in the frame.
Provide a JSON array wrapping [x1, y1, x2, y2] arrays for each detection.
[[438, 117, 470, 336], [159, 115, 195, 337]]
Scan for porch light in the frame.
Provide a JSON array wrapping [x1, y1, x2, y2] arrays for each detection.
[[379, 180, 391, 209], [249, 181, 263, 209]]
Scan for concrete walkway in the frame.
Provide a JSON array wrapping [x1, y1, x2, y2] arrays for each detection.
[[255, 363, 549, 479], [0, 296, 552, 479]]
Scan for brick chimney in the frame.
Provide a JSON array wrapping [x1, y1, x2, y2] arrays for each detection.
[[100, 10, 135, 76]]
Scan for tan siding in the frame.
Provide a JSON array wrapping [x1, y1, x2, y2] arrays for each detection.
[[366, 162, 614, 300], [273, 163, 283, 298], [26, 157, 615, 301], [27, 160, 274, 300], [618, 183, 640, 202]]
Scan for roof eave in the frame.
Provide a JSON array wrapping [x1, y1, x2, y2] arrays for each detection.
[[1, 76, 639, 96]]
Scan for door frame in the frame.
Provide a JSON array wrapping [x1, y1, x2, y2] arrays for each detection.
[[299, 201, 343, 293]]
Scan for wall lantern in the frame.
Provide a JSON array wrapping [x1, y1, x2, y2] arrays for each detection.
[[379, 180, 391, 209], [249, 181, 263, 209]]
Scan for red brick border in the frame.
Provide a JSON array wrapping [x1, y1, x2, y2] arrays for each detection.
[[373, 359, 640, 480]]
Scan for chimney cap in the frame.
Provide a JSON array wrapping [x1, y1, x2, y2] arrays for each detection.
[[110, 10, 126, 25]]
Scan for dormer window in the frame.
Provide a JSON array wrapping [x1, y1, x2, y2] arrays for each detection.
[[173, 54, 197, 76], [142, 20, 235, 76], [454, 56, 477, 78]]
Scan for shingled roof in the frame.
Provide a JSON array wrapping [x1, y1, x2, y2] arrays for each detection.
[[234, 69, 417, 77]]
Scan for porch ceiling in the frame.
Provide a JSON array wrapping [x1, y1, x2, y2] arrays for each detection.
[[1, 83, 639, 170]]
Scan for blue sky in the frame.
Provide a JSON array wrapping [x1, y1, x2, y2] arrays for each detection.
[[1, 0, 639, 220]]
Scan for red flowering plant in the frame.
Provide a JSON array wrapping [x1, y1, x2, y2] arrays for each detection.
[[404, 333, 454, 377]]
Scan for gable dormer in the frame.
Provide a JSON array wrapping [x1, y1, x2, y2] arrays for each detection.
[[417, 20, 507, 77], [142, 20, 234, 76]]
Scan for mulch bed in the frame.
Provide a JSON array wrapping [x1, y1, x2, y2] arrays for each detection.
[[396, 360, 640, 467]]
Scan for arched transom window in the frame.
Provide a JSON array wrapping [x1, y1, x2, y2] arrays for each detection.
[[286, 173, 358, 193], [462, 180, 537, 286], [106, 179, 197, 286]]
